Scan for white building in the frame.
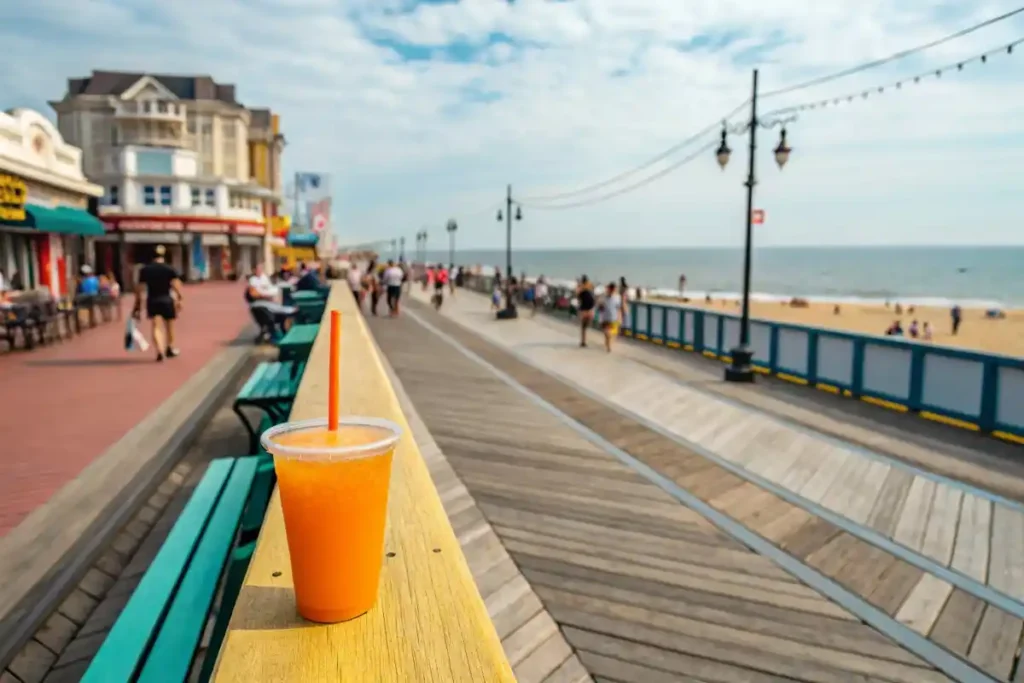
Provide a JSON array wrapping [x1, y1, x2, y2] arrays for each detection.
[[49, 71, 281, 283], [0, 108, 104, 297]]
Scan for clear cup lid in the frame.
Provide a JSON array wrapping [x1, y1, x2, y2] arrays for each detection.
[[261, 417, 402, 461]]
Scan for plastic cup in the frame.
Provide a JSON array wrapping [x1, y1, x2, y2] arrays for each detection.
[[261, 416, 402, 623]]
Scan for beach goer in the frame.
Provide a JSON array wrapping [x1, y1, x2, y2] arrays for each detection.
[[885, 320, 904, 337], [600, 282, 622, 353], [491, 283, 502, 311], [361, 261, 377, 314], [894, 303, 903, 315], [577, 275, 596, 348], [433, 265, 448, 310], [923, 321, 933, 341], [423, 265, 434, 292], [532, 276, 548, 317], [951, 304, 962, 335], [449, 263, 457, 294], [382, 260, 404, 316], [347, 264, 362, 300], [133, 245, 182, 362], [678, 274, 686, 296], [619, 277, 630, 332], [909, 320, 919, 339]]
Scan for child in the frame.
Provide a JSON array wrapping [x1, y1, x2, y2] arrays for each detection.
[[491, 284, 502, 311]]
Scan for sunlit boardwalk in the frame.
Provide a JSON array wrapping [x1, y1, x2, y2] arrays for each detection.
[[362, 288, 1024, 682]]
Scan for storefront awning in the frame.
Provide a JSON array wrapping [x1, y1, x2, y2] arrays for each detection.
[[287, 232, 318, 247], [25, 204, 106, 237]]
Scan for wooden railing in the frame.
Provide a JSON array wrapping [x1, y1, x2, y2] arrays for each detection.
[[212, 283, 514, 682]]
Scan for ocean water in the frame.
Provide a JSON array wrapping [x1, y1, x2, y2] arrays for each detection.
[[420, 246, 1023, 308]]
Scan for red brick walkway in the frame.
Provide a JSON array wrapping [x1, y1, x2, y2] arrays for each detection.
[[0, 282, 251, 536]]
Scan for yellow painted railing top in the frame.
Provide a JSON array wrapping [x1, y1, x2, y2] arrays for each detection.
[[213, 284, 514, 682]]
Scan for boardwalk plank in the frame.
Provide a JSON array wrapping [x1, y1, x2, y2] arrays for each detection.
[[950, 494, 991, 584]]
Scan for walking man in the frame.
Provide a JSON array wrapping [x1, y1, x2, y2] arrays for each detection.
[[132, 245, 183, 362], [382, 260, 404, 316]]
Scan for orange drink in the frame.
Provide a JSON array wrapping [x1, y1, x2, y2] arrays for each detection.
[[261, 417, 402, 623]]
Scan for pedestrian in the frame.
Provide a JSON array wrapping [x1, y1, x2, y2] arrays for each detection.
[[78, 265, 100, 296], [532, 276, 548, 317], [909, 319, 919, 339], [619, 276, 630, 332], [951, 304, 962, 335], [382, 259, 404, 316], [132, 245, 182, 362], [449, 263, 457, 295], [577, 275, 596, 348], [491, 282, 502, 311], [361, 260, 376, 313], [433, 264, 448, 310], [678, 273, 686, 296], [923, 321, 933, 341], [600, 281, 622, 353]]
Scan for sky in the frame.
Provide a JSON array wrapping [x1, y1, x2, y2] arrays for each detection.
[[3, 0, 1024, 249]]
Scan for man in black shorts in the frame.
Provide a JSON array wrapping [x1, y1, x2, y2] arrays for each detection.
[[132, 245, 183, 362]]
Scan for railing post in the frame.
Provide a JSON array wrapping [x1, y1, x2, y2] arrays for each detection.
[[717, 315, 726, 356], [851, 339, 865, 397], [908, 347, 926, 413], [806, 332, 819, 386], [979, 361, 1000, 433], [694, 311, 704, 352], [768, 326, 779, 374]]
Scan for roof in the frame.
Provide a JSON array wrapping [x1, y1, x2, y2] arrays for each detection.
[[248, 108, 272, 129], [65, 70, 239, 105]]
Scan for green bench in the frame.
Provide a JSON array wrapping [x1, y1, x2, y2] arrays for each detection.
[[233, 360, 306, 453], [291, 289, 327, 324], [82, 456, 270, 683], [276, 322, 319, 362]]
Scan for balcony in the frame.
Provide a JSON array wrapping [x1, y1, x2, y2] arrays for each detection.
[[115, 100, 187, 122], [118, 128, 187, 149]]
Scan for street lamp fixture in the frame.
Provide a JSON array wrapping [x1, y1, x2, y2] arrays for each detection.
[[715, 128, 731, 170], [446, 218, 458, 267], [716, 69, 797, 383], [773, 128, 792, 169], [496, 185, 522, 319]]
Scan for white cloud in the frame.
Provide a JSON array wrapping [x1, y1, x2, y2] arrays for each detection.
[[2, 0, 1023, 248]]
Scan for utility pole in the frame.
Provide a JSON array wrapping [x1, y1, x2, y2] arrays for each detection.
[[446, 219, 457, 267], [495, 184, 522, 318]]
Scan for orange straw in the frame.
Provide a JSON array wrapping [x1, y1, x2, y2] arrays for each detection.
[[328, 310, 341, 431]]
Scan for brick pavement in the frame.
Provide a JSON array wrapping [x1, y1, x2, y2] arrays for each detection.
[[0, 282, 251, 536]]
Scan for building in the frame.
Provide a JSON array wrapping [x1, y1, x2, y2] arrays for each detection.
[[0, 108, 104, 297], [49, 71, 283, 284], [247, 108, 286, 271]]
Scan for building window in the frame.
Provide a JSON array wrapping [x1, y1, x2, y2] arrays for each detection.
[[143, 185, 155, 206], [107, 185, 119, 206], [191, 187, 201, 207], [136, 149, 173, 175], [187, 116, 196, 135], [159, 186, 172, 206], [205, 188, 215, 206]]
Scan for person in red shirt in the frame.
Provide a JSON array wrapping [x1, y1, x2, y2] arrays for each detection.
[[433, 266, 449, 310]]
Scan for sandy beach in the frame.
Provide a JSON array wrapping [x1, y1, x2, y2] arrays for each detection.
[[650, 297, 1024, 359]]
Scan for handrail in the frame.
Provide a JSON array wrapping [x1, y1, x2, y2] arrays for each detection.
[[211, 283, 515, 682]]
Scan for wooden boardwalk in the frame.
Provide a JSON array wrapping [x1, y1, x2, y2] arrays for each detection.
[[368, 312, 961, 683], [414, 288, 1024, 607]]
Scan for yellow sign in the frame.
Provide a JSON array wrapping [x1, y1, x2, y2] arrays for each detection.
[[0, 173, 27, 222], [268, 215, 291, 237]]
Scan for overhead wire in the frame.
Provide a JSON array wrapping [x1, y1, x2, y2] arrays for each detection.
[[516, 100, 749, 203], [763, 36, 1023, 117], [518, 140, 717, 210], [760, 4, 1024, 98], [506, 7, 1024, 211]]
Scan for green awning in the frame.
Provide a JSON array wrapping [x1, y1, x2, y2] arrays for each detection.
[[24, 204, 106, 237]]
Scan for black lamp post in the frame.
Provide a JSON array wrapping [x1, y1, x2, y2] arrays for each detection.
[[446, 218, 457, 267], [495, 184, 522, 318], [716, 68, 794, 383]]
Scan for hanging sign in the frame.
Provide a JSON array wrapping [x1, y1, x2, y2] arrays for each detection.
[[0, 173, 27, 222]]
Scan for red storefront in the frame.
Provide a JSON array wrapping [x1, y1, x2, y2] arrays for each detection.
[[98, 216, 266, 284]]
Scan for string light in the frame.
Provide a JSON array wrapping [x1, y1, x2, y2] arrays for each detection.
[[765, 37, 1022, 117]]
